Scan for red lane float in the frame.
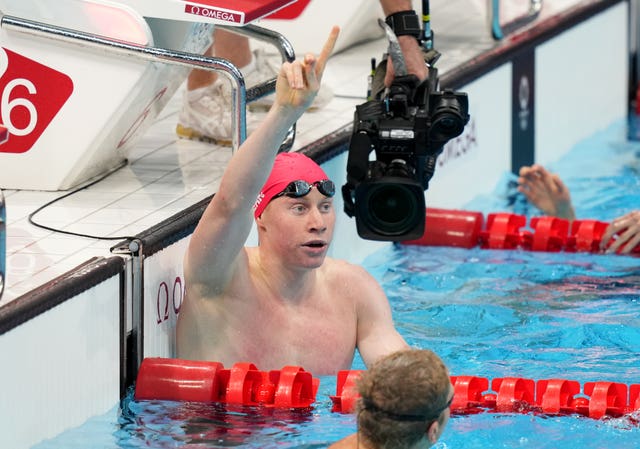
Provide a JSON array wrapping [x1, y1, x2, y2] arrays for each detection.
[[403, 208, 484, 248], [403, 208, 640, 255], [329, 370, 363, 413], [135, 359, 640, 420], [135, 358, 318, 408], [449, 376, 489, 413], [135, 358, 224, 403], [331, 371, 640, 419]]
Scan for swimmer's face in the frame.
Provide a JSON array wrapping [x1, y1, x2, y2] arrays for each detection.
[[259, 188, 335, 267]]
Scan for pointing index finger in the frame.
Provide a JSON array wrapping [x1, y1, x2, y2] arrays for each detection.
[[315, 26, 340, 76]]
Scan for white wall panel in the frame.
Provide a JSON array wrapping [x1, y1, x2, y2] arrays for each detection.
[[0, 277, 121, 449]]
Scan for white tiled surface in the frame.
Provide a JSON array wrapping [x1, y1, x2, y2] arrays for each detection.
[[0, 0, 584, 303]]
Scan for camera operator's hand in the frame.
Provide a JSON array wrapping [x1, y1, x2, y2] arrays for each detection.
[[384, 35, 429, 86], [274, 26, 339, 115], [380, 0, 429, 86], [517, 164, 576, 221], [601, 210, 640, 254]]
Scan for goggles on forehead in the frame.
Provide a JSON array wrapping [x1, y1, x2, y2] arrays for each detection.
[[272, 179, 336, 200]]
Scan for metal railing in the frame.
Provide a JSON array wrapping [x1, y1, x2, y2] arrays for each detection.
[[490, 0, 543, 40], [0, 13, 295, 151], [0, 189, 5, 300], [632, 0, 640, 101]]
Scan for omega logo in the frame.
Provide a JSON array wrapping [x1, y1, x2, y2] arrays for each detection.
[[156, 276, 184, 324], [518, 76, 531, 132], [185, 5, 239, 22]]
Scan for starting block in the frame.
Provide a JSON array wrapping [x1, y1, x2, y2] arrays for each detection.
[[123, 0, 299, 26], [261, 0, 385, 55], [0, 0, 296, 190]]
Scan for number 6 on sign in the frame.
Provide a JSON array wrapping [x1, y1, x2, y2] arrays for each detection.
[[0, 47, 74, 153]]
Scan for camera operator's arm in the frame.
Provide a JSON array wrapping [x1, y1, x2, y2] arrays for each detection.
[[380, 0, 429, 85], [601, 211, 640, 254], [353, 263, 410, 366]]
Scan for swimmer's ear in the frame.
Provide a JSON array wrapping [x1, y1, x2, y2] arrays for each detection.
[[426, 421, 439, 444], [256, 213, 266, 230]]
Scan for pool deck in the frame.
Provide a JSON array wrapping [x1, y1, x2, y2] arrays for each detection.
[[1, 0, 586, 303]]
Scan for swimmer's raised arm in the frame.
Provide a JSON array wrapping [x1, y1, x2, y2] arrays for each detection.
[[184, 27, 340, 293]]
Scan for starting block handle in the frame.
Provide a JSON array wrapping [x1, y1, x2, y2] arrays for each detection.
[[220, 23, 295, 128], [0, 12, 295, 152], [0, 190, 4, 301]]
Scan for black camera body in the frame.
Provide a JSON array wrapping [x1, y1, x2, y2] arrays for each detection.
[[342, 69, 470, 241]]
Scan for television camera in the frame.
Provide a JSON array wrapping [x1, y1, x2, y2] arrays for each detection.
[[342, 19, 470, 241]]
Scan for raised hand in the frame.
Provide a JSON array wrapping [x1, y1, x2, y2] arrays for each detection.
[[275, 26, 339, 111], [517, 164, 575, 220]]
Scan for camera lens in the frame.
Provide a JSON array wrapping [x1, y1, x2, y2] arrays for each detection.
[[428, 91, 470, 144], [430, 108, 464, 142], [365, 183, 422, 236]]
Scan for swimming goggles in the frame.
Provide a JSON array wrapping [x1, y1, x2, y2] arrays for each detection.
[[273, 179, 336, 199], [362, 394, 453, 422]]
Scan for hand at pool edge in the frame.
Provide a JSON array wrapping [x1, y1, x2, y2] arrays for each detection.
[[601, 210, 640, 254]]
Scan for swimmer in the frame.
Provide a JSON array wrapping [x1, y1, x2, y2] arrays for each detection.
[[176, 27, 409, 375], [329, 349, 453, 449]]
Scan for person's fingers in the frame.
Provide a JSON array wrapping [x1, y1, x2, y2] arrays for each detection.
[[286, 60, 304, 89], [531, 164, 546, 174], [519, 166, 533, 177], [603, 212, 640, 253], [552, 174, 568, 194], [600, 221, 617, 251], [549, 174, 566, 196], [620, 231, 640, 254], [303, 53, 319, 90], [539, 173, 556, 196], [315, 26, 340, 77], [280, 61, 294, 87]]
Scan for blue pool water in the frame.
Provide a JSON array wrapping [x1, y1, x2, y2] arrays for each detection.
[[34, 118, 640, 448]]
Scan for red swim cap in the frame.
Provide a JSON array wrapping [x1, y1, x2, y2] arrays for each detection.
[[253, 152, 329, 218]]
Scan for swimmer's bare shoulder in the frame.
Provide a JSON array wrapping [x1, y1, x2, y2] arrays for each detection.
[[327, 434, 357, 449], [321, 256, 390, 309]]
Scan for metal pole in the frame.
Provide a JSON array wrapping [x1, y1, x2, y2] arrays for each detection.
[[421, 0, 433, 50], [631, 0, 639, 98], [490, 0, 543, 41], [0, 189, 5, 300]]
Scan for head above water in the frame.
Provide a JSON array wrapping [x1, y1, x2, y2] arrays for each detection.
[[356, 349, 452, 449], [253, 152, 332, 219]]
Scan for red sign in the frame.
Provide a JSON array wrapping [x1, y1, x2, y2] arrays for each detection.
[[0, 48, 73, 154], [267, 0, 311, 19]]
